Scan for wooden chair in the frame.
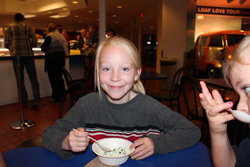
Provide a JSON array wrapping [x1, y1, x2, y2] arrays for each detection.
[[62, 67, 94, 91], [181, 75, 209, 142], [150, 66, 197, 113], [58, 81, 89, 118], [62, 68, 72, 89], [62, 68, 80, 89]]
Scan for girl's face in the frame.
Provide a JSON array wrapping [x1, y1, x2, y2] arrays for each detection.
[[99, 44, 141, 104], [230, 61, 250, 115]]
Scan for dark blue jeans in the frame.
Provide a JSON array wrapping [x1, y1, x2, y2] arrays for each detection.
[[12, 56, 40, 104]]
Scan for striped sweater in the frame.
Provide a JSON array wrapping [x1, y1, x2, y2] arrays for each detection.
[[42, 92, 201, 160]]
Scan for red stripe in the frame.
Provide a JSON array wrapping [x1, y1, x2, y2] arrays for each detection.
[[88, 131, 160, 143]]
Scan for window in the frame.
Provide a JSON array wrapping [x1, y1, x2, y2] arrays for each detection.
[[209, 35, 223, 47], [200, 36, 207, 47], [227, 34, 245, 46]]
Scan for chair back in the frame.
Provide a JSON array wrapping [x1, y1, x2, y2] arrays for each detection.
[[181, 75, 209, 142], [58, 82, 88, 118], [169, 67, 184, 99], [181, 75, 206, 121], [149, 65, 198, 114], [169, 66, 198, 99], [62, 68, 73, 88]]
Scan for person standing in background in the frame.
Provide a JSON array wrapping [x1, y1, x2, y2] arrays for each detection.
[[4, 13, 40, 108], [84, 25, 98, 88], [57, 24, 70, 43], [41, 23, 68, 102], [78, 27, 87, 54], [87, 24, 98, 50]]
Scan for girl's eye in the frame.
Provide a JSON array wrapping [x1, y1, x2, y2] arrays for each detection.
[[102, 67, 110, 72], [122, 67, 129, 72], [243, 87, 250, 95]]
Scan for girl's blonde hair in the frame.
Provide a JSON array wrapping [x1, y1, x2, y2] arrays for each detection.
[[94, 36, 145, 95], [223, 35, 250, 86]]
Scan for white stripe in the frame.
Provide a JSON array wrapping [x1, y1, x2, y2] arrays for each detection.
[[86, 128, 161, 134], [88, 131, 160, 138]]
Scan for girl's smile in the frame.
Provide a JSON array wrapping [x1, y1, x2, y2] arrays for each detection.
[[99, 44, 140, 104]]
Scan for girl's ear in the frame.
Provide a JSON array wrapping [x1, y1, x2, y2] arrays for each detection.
[[134, 68, 141, 81]]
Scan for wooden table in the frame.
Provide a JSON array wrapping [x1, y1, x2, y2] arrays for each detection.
[[141, 71, 168, 80]]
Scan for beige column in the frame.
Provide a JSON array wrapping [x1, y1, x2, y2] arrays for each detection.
[[157, 0, 188, 72], [156, 0, 188, 89], [99, 0, 106, 43]]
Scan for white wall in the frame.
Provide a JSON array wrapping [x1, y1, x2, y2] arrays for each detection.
[[159, 0, 188, 70], [195, 15, 242, 41], [154, 0, 188, 90]]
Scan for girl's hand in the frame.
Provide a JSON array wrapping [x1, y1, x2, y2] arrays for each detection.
[[199, 81, 235, 135], [130, 137, 154, 160], [62, 128, 89, 152]]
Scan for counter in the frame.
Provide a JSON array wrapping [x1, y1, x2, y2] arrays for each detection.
[[0, 37, 87, 105], [0, 53, 88, 105], [0, 38, 45, 57], [0, 55, 71, 105]]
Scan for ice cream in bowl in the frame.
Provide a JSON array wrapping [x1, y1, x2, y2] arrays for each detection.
[[92, 137, 134, 166]]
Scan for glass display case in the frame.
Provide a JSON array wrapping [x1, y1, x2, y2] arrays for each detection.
[[0, 38, 45, 57]]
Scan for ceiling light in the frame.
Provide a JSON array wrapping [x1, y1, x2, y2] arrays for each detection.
[[62, 8, 68, 11], [38, 2, 66, 12], [117, 5, 122, 9], [49, 15, 63, 18], [24, 14, 37, 18], [50, 15, 67, 18], [72, 1, 78, 4], [197, 15, 204, 19], [50, 11, 70, 18], [112, 14, 117, 17]]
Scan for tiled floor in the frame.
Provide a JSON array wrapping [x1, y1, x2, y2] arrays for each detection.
[[0, 97, 60, 152]]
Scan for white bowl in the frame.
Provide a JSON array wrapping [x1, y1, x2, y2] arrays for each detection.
[[92, 138, 134, 166]]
